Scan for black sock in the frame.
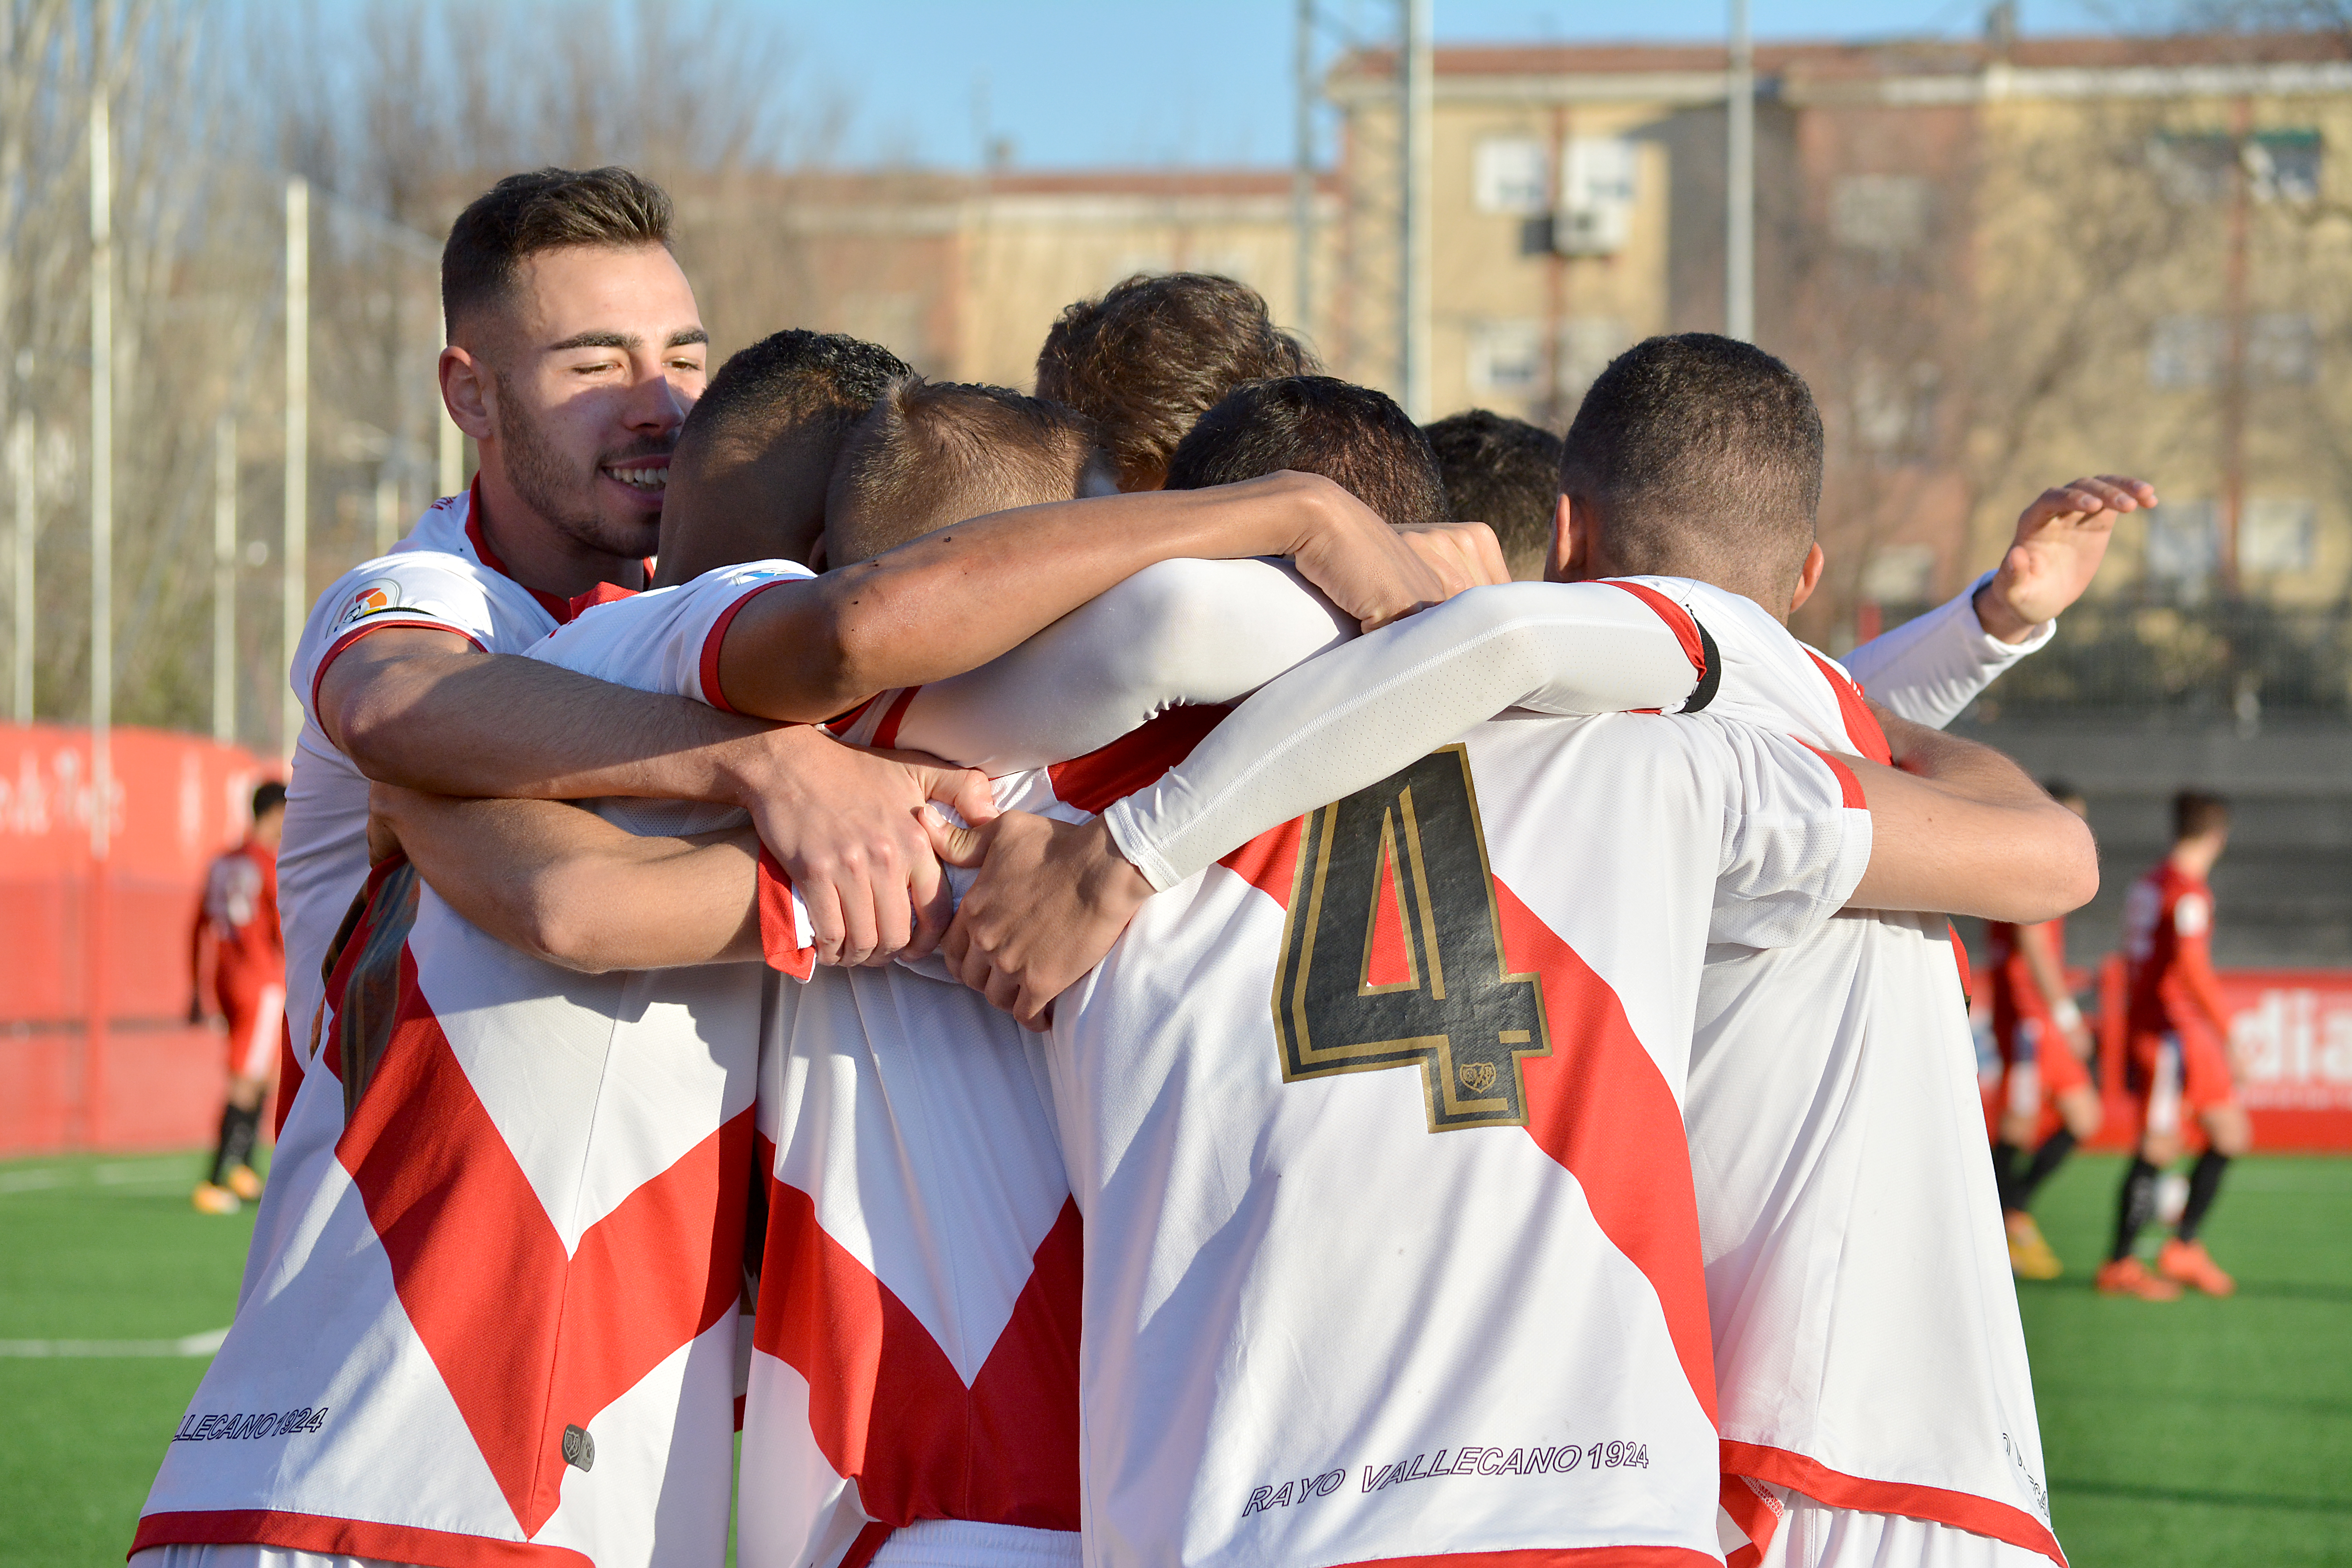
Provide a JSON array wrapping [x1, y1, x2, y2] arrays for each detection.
[[211, 1103, 259, 1187], [2013, 1129, 2079, 1210], [1991, 1141, 2024, 1212], [2111, 1157, 2160, 1262], [208, 1103, 241, 1187], [2177, 1150, 2230, 1242]]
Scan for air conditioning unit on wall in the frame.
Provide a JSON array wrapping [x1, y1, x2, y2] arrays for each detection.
[[1551, 201, 1630, 255]]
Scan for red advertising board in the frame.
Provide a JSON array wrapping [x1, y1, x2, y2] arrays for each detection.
[[2217, 970, 2352, 1149], [0, 722, 276, 1156]]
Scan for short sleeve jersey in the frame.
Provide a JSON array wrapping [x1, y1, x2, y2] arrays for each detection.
[[1610, 580, 2063, 1567], [1037, 709, 1868, 1568], [276, 481, 590, 1076], [138, 562, 808, 1568], [201, 841, 284, 1002], [2124, 862, 2220, 1038]]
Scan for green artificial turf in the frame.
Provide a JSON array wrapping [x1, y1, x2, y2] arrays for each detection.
[[2014, 1151, 2352, 1566], [2, 1149, 2345, 1565]]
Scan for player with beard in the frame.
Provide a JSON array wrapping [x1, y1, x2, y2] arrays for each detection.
[[276, 170, 951, 1155]]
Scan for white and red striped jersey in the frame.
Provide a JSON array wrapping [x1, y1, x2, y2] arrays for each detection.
[[737, 574, 1714, 1568], [1097, 579, 2060, 1566], [1616, 581, 2058, 1568], [1037, 701, 1871, 1568], [276, 480, 598, 1088], [138, 562, 811, 1568]]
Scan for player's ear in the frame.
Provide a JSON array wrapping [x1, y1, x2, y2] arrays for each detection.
[[440, 346, 495, 442], [1786, 542, 1826, 615], [1546, 492, 1581, 583]]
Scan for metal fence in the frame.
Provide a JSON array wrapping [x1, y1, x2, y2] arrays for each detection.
[[1960, 599, 2352, 722]]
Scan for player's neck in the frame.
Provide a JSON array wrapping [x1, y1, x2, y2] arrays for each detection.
[[472, 460, 649, 600], [2168, 840, 2219, 881]]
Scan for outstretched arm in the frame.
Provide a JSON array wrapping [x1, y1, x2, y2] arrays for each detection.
[[1845, 475, 2153, 727], [714, 471, 1448, 721]]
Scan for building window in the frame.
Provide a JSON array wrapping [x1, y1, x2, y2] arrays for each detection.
[[2149, 315, 2221, 388], [1470, 320, 1546, 395], [2250, 312, 2318, 384], [2145, 500, 2219, 590], [1475, 138, 1550, 215], [1830, 175, 1929, 255], [1555, 138, 1636, 254], [2251, 130, 2322, 203], [2149, 132, 2238, 203], [1558, 317, 1632, 400], [2241, 497, 2316, 574]]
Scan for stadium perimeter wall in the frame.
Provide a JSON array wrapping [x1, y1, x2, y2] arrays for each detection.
[[0, 722, 273, 1157]]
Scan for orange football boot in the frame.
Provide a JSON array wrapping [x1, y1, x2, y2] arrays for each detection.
[[2158, 1238, 2236, 1297], [2094, 1256, 2182, 1300]]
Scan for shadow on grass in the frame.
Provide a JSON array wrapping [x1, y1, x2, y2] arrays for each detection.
[[2051, 1477, 2352, 1514]]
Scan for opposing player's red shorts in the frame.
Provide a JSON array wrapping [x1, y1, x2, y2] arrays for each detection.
[[217, 981, 286, 1082], [1996, 1015, 2092, 1119], [2129, 1028, 2236, 1136]]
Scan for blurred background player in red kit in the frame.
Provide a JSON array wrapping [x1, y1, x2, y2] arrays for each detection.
[[187, 780, 288, 1216], [1989, 780, 2102, 1279], [2102, 789, 2246, 1300]]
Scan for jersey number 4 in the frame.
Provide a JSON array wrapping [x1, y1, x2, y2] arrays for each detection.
[[1271, 744, 1550, 1132]]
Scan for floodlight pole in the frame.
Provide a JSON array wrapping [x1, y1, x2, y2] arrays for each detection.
[[10, 363, 30, 724], [283, 176, 308, 762], [1293, 0, 1316, 336], [1726, 0, 1755, 342], [214, 414, 236, 744], [86, 80, 113, 1147], [1400, 0, 1433, 420]]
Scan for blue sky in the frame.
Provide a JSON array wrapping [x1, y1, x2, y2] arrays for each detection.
[[765, 0, 2152, 169]]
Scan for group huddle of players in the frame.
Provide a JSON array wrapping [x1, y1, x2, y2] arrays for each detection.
[[149, 163, 2237, 1568]]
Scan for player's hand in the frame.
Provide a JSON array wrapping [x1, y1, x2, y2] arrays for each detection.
[[928, 811, 1153, 1031], [1395, 521, 1512, 594], [1975, 475, 2156, 641], [724, 725, 994, 968], [1274, 472, 1453, 631]]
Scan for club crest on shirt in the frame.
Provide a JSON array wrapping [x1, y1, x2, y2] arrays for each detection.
[[337, 577, 410, 627]]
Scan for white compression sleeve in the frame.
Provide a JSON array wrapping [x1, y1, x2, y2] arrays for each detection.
[[886, 557, 1355, 774], [1838, 571, 2054, 729], [1102, 581, 1705, 891]]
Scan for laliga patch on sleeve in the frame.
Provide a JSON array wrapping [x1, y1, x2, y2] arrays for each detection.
[[2175, 893, 2210, 937], [337, 577, 419, 628]]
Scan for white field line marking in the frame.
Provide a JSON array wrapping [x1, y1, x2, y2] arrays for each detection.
[[95, 1160, 195, 1185], [0, 1327, 228, 1358], [0, 1169, 70, 1194]]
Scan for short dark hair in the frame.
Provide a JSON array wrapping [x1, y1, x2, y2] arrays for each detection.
[[681, 330, 912, 460], [442, 167, 674, 335], [1560, 333, 1823, 596], [1035, 272, 1317, 492], [251, 780, 287, 818], [1165, 375, 1448, 529], [826, 379, 1104, 564], [2174, 789, 2230, 841], [1425, 410, 1564, 579]]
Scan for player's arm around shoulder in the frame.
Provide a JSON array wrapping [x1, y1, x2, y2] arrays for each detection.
[[369, 784, 764, 973], [1840, 706, 2097, 923]]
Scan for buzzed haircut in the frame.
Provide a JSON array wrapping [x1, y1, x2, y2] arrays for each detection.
[[1165, 375, 1449, 529], [1035, 272, 1318, 492], [442, 167, 674, 335], [1425, 409, 1564, 579], [679, 329, 912, 459], [826, 379, 1103, 565], [1560, 333, 1824, 595], [2174, 789, 2230, 842], [251, 780, 287, 818]]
